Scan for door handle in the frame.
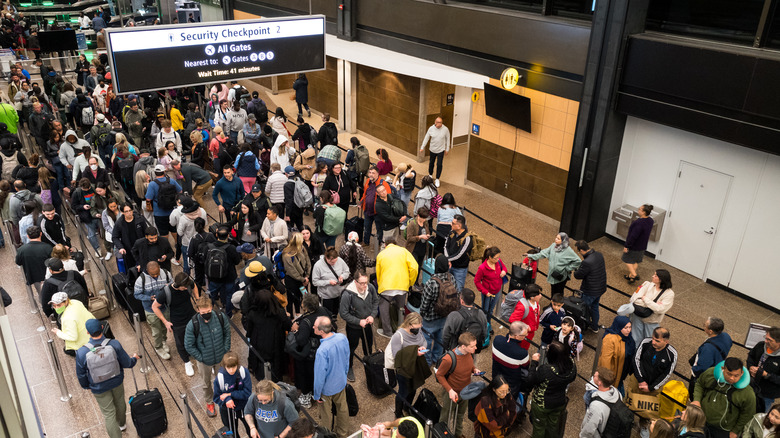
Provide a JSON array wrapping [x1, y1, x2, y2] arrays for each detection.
[[704, 227, 714, 235]]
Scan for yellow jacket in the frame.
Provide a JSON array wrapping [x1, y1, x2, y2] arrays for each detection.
[[57, 300, 95, 351], [170, 107, 185, 131], [376, 244, 419, 294]]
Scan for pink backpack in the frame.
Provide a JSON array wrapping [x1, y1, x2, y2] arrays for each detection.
[[429, 194, 442, 218]]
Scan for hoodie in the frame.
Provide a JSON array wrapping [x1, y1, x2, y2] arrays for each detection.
[[747, 341, 780, 398], [692, 332, 733, 377], [270, 135, 293, 169], [580, 386, 622, 438], [242, 390, 298, 438], [527, 356, 577, 409], [59, 130, 91, 166], [311, 256, 351, 300], [338, 280, 379, 329], [226, 107, 247, 133], [693, 361, 755, 434]]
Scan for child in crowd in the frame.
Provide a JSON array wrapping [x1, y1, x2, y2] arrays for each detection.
[[539, 293, 566, 348], [212, 352, 253, 436], [522, 247, 540, 283], [557, 316, 583, 360], [311, 162, 328, 206]]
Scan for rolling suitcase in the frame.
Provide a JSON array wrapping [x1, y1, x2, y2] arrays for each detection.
[[431, 400, 458, 438], [360, 328, 395, 397], [420, 241, 436, 285], [412, 388, 442, 426], [343, 206, 364, 241], [212, 407, 238, 437], [563, 293, 589, 331], [129, 367, 167, 437], [111, 273, 129, 310], [124, 267, 147, 322]]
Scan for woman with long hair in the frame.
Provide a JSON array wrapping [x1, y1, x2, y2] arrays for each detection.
[[282, 232, 311, 316], [338, 231, 375, 283], [743, 402, 780, 438], [629, 268, 674, 346], [474, 246, 507, 318], [134, 169, 154, 222], [269, 107, 288, 139], [229, 201, 262, 245], [244, 288, 292, 382], [649, 419, 675, 438], [675, 404, 707, 438], [392, 162, 416, 212], [311, 246, 350, 316], [38, 166, 62, 214], [375, 148, 393, 176], [527, 341, 577, 438], [386, 312, 428, 419], [300, 225, 324, 295], [321, 161, 357, 213], [473, 374, 517, 438], [47, 243, 84, 278], [434, 192, 461, 254]]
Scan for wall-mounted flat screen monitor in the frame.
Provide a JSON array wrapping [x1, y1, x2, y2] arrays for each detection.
[[483, 82, 532, 133], [38, 30, 78, 52]]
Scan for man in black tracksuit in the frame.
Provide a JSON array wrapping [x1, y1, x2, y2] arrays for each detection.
[[633, 327, 678, 394], [573, 240, 607, 332], [444, 214, 473, 292]]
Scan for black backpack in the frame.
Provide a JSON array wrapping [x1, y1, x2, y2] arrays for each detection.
[[592, 395, 634, 438], [251, 101, 268, 124], [153, 177, 177, 210], [117, 156, 134, 184], [205, 243, 229, 280], [49, 271, 88, 307], [92, 124, 111, 150], [458, 307, 486, 353], [191, 311, 225, 338]]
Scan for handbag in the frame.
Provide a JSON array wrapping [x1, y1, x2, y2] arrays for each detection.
[[284, 331, 311, 361], [633, 284, 666, 318]]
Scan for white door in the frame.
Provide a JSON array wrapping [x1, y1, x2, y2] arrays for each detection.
[[659, 162, 732, 279], [452, 86, 472, 144]]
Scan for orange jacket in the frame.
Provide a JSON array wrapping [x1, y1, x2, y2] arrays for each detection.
[[360, 178, 391, 214]]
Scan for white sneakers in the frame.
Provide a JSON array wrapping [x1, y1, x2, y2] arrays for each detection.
[[184, 361, 195, 376], [435, 179, 440, 187], [171, 259, 181, 266], [104, 252, 112, 261], [119, 424, 127, 431]]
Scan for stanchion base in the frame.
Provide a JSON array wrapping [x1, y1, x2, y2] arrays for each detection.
[[37, 326, 45, 332], [60, 394, 72, 402], [139, 367, 151, 374]]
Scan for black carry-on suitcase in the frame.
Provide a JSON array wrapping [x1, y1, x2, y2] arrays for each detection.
[[413, 388, 442, 427], [212, 407, 238, 437], [360, 328, 396, 397], [430, 399, 458, 438], [563, 292, 590, 331], [129, 366, 167, 437], [111, 273, 129, 310], [124, 267, 147, 322]]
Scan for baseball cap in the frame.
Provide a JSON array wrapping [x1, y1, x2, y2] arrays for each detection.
[[111, 120, 122, 129], [244, 261, 265, 278], [154, 164, 166, 174], [247, 113, 256, 120], [49, 292, 69, 305], [284, 166, 295, 175], [251, 184, 262, 193], [46, 257, 64, 271], [96, 113, 105, 122], [236, 243, 255, 254], [85, 318, 103, 336]]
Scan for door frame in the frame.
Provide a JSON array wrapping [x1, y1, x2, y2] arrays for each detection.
[[659, 160, 733, 281]]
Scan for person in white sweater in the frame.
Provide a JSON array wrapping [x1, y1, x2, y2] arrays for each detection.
[[270, 135, 295, 170], [265, 163, 288, 208], [418, 117, 451, 187], [172, 199, 207, 275], [260, 204, 288, 256], [311, 248, 351, 316]]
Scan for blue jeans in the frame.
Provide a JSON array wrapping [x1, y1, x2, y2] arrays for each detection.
[[422, 318, 446, 366], [208, 280, 236, 317], [763, 396, 776, 413], [53, 162, 69, 191], [450, 267, 467, 291], [482, 293, 498, 318], [580, 293, 601, 330], [181, 245, 190, 274], [83, 218, 101, 251], [322, 235, 337, 248], [229, 131, 239, 143], [363, 213, 378, 245]]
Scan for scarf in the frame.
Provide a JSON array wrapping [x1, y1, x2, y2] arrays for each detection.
[[554, 232, 570, 252], [604, 315, 636, 359]]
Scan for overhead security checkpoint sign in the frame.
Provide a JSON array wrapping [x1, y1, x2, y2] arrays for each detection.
[[106, 16, 325, 94]]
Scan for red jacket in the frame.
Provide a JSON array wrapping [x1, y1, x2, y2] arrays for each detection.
[[474, 259, 507, 296], [360, 179, 391, 214], [509, 299, 540, 333]]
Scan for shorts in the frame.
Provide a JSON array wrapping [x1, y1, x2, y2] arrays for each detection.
[[154, 215, 174, 236], [621, 250, 644, 264]]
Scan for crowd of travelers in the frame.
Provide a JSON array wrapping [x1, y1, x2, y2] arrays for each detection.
[[1, 45, 778, 438]]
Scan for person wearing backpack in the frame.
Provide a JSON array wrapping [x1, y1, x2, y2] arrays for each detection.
[[690, 317, 732, 397], [89, 113, 112, 163], [317, 113, 339, 149], [9, 179, 42, 226], [580, 367, 629, 438], [76, 319, 140, 438], [436, 331, 482, 438], [0, 140, 26, 181], [419, 254, 459, 365], [40, 257, 89, 318], [145, 164, 183, 238], [152, 272, 201, 376], [527, 341, 577, 438], [71, 178, 105, 257], [283, 165, 306, 232], [134, 261, 173, 360], [491, 321, 531, 400], [442, 288, 488, 352], [508, 284, 542, 350], [213, 351, 254, 437], [246, 91, 268, 126], [345, 136, 370, 188], [375, 184, 408, 246], [692, 357, 756, 438], [314, 191, 344, 248], [205, 226, 242, 317], [185, 295, 232, 418], [444, 214, 473, 292]]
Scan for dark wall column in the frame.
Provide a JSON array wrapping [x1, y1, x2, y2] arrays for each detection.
[[560, 0, 649, 240]]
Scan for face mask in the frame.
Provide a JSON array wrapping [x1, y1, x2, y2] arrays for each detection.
[[410, 328, 420, 335], [200, 312, 212, 322], [55, 306, 66, 314], [90, 164, 98, 171]]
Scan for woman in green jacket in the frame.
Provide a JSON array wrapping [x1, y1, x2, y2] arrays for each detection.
[[743, 404, 780, 438], [525, 232, 581, 296]]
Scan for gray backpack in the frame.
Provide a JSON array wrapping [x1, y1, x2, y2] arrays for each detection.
[[85, 339, 121, 383], [500, 289, 529, 322], [293, 177, 313, 208]]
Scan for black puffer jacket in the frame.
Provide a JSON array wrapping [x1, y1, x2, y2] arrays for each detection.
[[747, 341, 780, 398], [573, 249, 607, 297], [526, 356, 577, 409]]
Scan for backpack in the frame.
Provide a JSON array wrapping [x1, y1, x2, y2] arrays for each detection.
[[276, 381, 303, 411], [251, 101, 268, 124], [308, 125, 318, 148], [153, 177, 177, 211], [500, 289, 530, 322], [216, 366, 246, 391], [466, 232, 485, 262], [324, 124, 338, 146], [273, 250, 286, 279], [436, 350, 458, 378], [591, 395, 634, 438], [13, 191, 35, 219], [205, 242, 229, 280], [117, 156, 135, 183], [390, 195, 406, 218], [458, 307, 486, 353], [191, 311, 226, 339], [49, 271, 88, 307], [84, 339, 121, 383], [2, 150, 20, 180], [432, 276, 460, 317], [81, 105, 94, 126], [293, 178, 313, 209], [354, 144, 370, 175], [323, 205, 346, 236], [92, 124, 111, 149], [429, 194, 442, 219]]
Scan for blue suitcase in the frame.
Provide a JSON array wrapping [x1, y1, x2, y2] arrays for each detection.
[[421, 241, 436, 285]]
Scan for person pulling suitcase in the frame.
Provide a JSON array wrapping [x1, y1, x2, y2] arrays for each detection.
[[434, 331, 482, 438], [75, 319, 141, 438]]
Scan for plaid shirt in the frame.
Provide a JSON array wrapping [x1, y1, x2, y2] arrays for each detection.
[[319, 144, 342, 162], [133, 270, 172, 313]]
